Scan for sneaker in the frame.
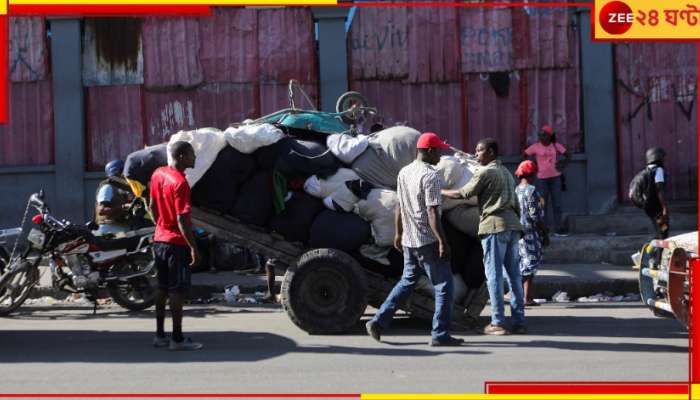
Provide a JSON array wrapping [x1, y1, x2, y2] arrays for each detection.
[[365, 320, 382, 342], [169, 337, 203, 351], [482, 324, 508, 335], [153, 335, 169, 348], [552, 230, 569, 237], [511, 325, 528, 334], [429, 336, 464, 347]]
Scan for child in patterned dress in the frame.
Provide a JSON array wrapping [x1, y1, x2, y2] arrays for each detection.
[[514, 160, 549, 306]]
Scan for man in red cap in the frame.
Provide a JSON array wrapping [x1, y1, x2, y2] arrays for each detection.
[[366, 132, 464, 347], [523, 124, 571, 236]]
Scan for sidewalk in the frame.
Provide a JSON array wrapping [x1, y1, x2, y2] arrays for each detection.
[[187, 263, 638, 302], [32, 263, 638, 302]]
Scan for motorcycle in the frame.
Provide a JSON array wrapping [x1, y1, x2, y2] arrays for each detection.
[[0, 190, 157, 316]]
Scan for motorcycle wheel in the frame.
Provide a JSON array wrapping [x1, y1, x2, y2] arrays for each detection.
[[108, 253, 156, 312], [0, 259, 39, 316]]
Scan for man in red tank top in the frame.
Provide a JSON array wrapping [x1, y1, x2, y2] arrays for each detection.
[[150, 141, 202, 351]]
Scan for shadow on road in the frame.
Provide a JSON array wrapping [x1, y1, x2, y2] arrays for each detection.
[[0, 329, 488, 363], [6, 305, 279, 321]]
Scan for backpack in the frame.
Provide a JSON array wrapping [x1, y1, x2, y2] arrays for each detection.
[[628, 166, 657, 208]]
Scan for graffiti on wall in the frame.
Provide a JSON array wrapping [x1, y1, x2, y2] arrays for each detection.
[[460, 26, 513, 72], [350, 22, 409, 51]]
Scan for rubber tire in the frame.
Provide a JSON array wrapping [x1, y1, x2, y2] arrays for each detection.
[[108, 253, 156, 312], [336, 91, 370, 124], [281, 248, 368, 334], [0, 260, 39, 316]]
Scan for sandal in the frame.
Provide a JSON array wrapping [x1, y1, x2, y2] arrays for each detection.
[[525, 300, 540, 307]]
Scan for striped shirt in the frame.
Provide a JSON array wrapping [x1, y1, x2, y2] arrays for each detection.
[[397, 160, 443, 248], [459, 160, 522, 236]]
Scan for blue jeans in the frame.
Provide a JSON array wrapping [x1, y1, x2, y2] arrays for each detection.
[[371, 242, 453, 340], [537, 176, 563, 232], [481, 231, 525, 327]]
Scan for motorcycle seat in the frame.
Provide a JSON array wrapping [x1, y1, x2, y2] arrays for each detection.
[[91, 235, 143, 252]]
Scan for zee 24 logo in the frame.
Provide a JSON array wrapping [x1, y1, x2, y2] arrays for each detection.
[[599, 1, 661, 35]]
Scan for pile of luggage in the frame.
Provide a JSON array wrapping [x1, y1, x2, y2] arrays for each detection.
[[124, 122, 485, 303]]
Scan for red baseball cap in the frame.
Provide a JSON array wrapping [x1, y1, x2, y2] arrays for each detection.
[[540, 124, 554, 135], [515, 160, 538, 177], [416, 132, 450, 149]]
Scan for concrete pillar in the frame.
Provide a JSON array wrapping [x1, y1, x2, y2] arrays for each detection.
[[49, 19, 86, 223], [579, 10, 619, 214], [312, 7, 350, 112]]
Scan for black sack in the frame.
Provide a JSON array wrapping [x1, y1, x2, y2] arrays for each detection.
[[192, 146, 256, 213], [276, 139, 340, 179], [443, 215, 485, 289], [309, 210, 371, 252], [231, 171, 274, 227], [269, 191, 325, 244], [124, 144, 168, 186]]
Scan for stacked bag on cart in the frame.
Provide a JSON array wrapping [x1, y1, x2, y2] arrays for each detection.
[[122, 122, 485, 293]]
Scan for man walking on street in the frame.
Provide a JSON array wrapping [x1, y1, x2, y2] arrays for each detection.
[[150, 141, 203, 350], [366, 132, 463, 347], [443, 138, 525, 335], [642, 147, 670, 239]]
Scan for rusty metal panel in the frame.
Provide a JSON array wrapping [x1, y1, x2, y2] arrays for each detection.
[[194, 83, 258, 128], [143, 89, 197, 144], [143, 83, 261, 144], [615, 43, 697, 200], [9, 17, 47, 82], [348, 7, 408, 81], [459, 8, 514, 73], [524, 67, 582, 153], [0, 80, 54, 166], [351, 80, 465, 150], [512, 7, 573, 70], [257, 8, 316, 83], [462, 72, 522, 156], [82, 18, 144, 86], [142, 17, 203, 89], [199, 8, 258, 83], [259, 82, 319, 116], [407, 7, 460, 83], [86, 85, 144, 171]]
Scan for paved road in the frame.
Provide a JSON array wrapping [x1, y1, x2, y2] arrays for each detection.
[[0, 301, 687, 395]]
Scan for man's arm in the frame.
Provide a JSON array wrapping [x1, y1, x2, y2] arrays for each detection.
[[427, 206, 450, 260], [173, 182, 199, 267], [393, 204, 403, 252], [442, 171, 483, 200], [177, 214, 200, 267], [656, 182, 669, 225], [424, 172, 450, 260]]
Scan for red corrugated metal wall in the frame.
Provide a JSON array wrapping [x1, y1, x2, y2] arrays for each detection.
[[348, 5, 582, 156], [84, 8, 318, 171], [0, 17, 53, 167], [615, 42, 697, 201]]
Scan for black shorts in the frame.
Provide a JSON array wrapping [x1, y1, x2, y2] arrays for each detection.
[[154, 242, 192, 292]]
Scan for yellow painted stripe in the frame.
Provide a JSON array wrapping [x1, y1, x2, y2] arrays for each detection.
[[9, 0, 335, 4], [692, 384, 700, 400], [361, 394, 687, 400], [0, 1, 6, 14]]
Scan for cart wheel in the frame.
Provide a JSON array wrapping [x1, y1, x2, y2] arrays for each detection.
[[281, 248, 368, 334], [336, 91, 369, 123]]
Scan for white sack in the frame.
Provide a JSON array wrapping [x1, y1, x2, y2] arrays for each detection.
[[168, 127, 227, 187], [327, 133, 369, 164], [223, 123, 284, 154]]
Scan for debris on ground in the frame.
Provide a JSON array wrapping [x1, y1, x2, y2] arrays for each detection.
[[577, 292, 641, 303], [551, 291, 570, 303]]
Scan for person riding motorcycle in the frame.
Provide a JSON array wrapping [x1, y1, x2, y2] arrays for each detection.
[[94, 160, 132, 236]]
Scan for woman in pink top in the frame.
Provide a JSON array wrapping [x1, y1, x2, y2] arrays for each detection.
[[523, 125, 571, 236]]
